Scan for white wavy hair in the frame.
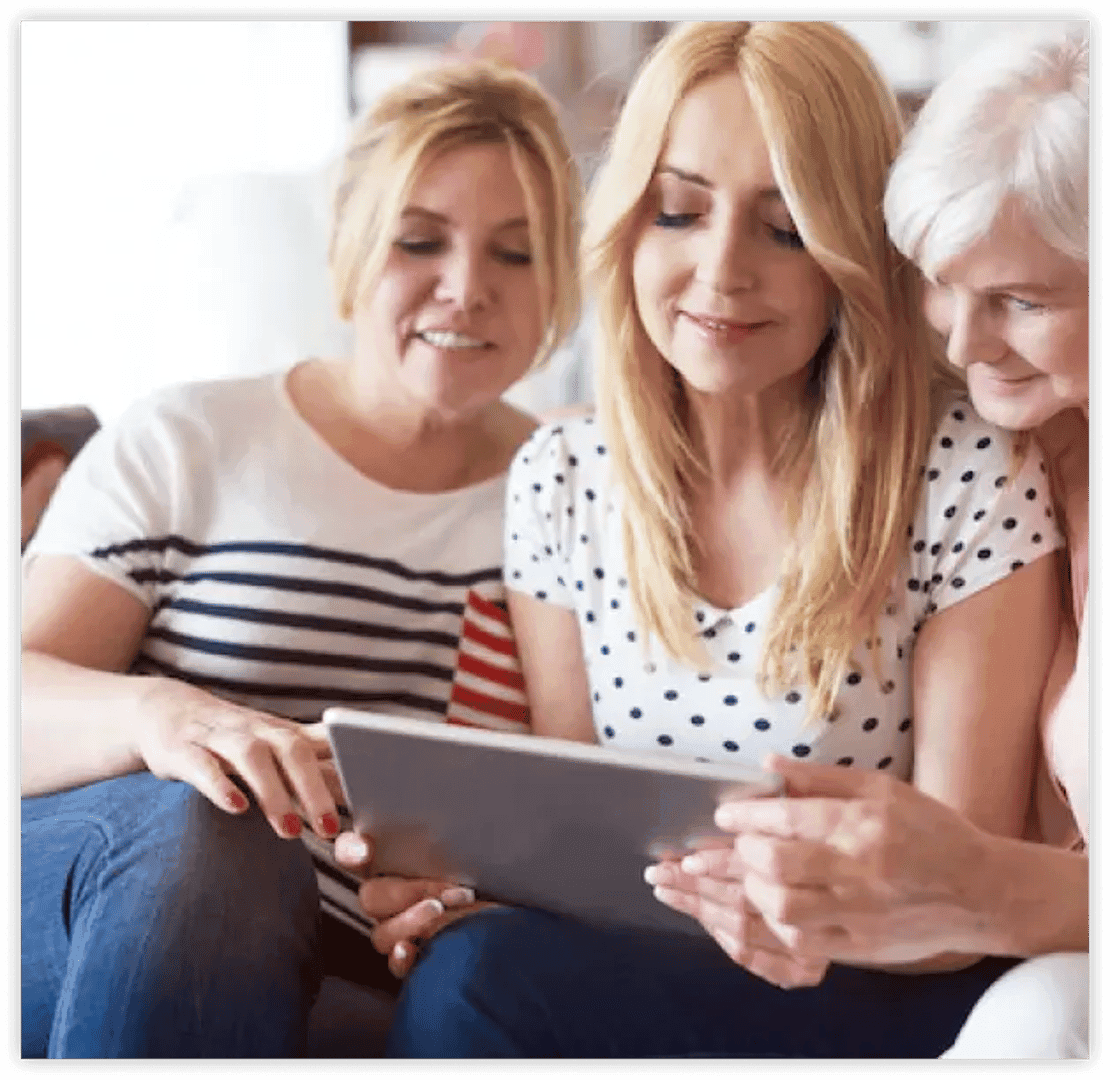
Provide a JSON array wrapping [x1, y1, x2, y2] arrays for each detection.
[[885, 21, 1089, 275]]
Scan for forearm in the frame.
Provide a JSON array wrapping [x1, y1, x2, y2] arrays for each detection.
[[976, 833, 1088, 957], [20, 650, 160, 796]]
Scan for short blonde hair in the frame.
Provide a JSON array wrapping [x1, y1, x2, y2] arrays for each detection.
[[585, 21, 957, 722], [885, 22, 1089, 275], [329, 60, 581, 369]]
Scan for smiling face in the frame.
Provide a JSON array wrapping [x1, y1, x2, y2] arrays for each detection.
[[630, 72, 835, 404], [925, 199, 1089, 430], [353, 141, 545, 420]]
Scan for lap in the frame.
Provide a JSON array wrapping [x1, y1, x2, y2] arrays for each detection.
[[389, 907, 1020, 1058]]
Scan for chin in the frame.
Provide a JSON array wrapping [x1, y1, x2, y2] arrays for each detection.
[[968, 388, 1058, 434]]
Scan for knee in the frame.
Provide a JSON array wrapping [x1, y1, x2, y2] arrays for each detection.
[[946, 953, 1089, 1059]]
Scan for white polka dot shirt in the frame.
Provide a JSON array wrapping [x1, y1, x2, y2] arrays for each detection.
[[504, 399, 1064, 779]]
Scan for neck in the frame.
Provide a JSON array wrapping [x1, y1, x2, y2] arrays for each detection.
[[683, 374, 807, 488], [1035, 406, 1088, 504], [307, 357, 504, 492]]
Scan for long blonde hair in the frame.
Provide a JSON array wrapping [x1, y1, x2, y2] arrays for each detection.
[[585, 21, 957, 721], [329, 59, 581, 370]]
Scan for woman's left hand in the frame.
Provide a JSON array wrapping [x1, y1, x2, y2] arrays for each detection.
[[706, 755, 999, 967], [646, 857, 830, 988], [334, 831, 498, 978]]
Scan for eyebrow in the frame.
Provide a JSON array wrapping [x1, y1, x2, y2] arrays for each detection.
[[656, 165, 784, 202], [400, 207, 531, 231], [935, 275, 1066, 297]]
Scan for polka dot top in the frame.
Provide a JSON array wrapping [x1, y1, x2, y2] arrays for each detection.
[[504, 399, 1064, 780]]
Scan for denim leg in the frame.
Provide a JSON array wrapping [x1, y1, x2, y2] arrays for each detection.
[[387, 907, 1020, 1058], [22, 771, 320, 1058]]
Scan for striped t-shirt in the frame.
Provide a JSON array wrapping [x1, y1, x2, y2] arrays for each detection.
[[26, 370, 530, 940]]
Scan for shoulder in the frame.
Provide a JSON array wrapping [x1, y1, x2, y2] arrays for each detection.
[[511, 412, 606, 472], [109, 373, 281, 440]]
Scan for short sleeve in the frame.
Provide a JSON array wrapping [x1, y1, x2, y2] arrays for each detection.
[[503, 422, 579, 609], [906, 401, 1065, 620], [24, 394, 181, 609]]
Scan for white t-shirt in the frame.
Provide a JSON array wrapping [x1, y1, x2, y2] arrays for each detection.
[[27, 370, 530, 939], [504, 398, 1063, 779]]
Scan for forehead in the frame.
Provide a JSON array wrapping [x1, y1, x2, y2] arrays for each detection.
[[406, 141, 533, 216], [661, 72, 775, 186], [937, 202, 1087, 292]]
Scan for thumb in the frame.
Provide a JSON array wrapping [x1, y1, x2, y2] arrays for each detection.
[[334, 830, 376, 871], [762, 753, 876, 799]]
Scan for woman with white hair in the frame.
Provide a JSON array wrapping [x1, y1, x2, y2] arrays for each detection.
[[693, 22, 1089, 1058], [381, 21, 1069, 1057]]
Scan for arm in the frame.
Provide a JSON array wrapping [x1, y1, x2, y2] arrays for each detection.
[[506, 588, 596, 743], [22, 555, 339, 839]]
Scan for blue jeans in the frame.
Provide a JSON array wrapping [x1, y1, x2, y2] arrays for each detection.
[[387, 907, 1021, 1057], [21, 772, 321, 1057]]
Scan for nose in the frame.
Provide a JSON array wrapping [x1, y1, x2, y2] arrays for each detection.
[[696, 215, 758, 296], [930, 288, 1003, 370], [435, 246, 495, 311]]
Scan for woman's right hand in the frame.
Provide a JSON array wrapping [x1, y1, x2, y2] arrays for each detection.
[[134, 676, 340, 840]]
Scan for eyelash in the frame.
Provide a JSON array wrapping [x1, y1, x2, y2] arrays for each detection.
[[394, 239, 532, 266], [1006, 296, 1043, 313], [653, 212, 805, 250]]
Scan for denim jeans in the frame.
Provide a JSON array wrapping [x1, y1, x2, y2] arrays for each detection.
[[21, 771, 321, 1057], [387, 907, 1021, 1058]]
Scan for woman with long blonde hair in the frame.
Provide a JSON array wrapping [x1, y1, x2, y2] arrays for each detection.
[[384, 22, 1065, 1057]]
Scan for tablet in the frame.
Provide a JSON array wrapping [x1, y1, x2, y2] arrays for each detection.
[[323, 707, 783, 937]]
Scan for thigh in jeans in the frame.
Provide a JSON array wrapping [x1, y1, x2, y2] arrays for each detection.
[[22, 771, 320, 1058]]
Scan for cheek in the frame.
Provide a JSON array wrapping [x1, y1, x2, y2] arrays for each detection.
[[923, 286, 951, 338], [631, 242, 669, 336]]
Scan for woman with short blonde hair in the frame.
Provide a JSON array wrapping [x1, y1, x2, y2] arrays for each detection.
[[21, 58, 580, 1056], [386, 22, 1065, 1057]]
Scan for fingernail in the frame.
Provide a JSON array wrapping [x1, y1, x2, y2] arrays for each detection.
[[338, 835, 369, 861], [392, 941, 408, 964], [681, 854, 706, 874], [420, 898, 445, 918], [318, 812, 339, 837], [226, 790, 248, 812], [281, 813, 303, 837], [714, 807, 737, 829], [440, 886, 475, 907], [643, 865, 662, 886]]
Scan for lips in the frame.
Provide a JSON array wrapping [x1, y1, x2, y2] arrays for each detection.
[[680, 311, 769, 344]]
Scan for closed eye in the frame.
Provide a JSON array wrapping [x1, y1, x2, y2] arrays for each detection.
[[495, 247, 533, 266], [655, 211, 699, 229], [769, 224, 805, 250], [395, 238, 442, 255]]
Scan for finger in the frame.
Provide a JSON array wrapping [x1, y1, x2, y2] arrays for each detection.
[[334, 831, 375, 872], [266, 726, 340, 838], [371, 897, 446, 955], [764, 753, 885, 798], [741, 873, 840, 945], [389, 939, 416, 979], [357, 876, 451, 921], [259, 715, 333, 757], [714, 795, 853, 845], [204, 731, 303, 837], [727, 833, 869, 890], [320, 761, 347, 809], [169, 743, 251, 816], [645, 862, 747, 910]]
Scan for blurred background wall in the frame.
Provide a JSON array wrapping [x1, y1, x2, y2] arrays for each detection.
[[20, 19, 1062, 425]]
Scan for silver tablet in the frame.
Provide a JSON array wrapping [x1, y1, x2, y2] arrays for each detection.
[[323, 708, 783, 937]]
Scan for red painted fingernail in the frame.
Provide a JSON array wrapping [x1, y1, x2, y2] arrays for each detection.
[[227, 790, 248, 812], [319, 813, 339, 837], [281, 813, 303, 837]]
